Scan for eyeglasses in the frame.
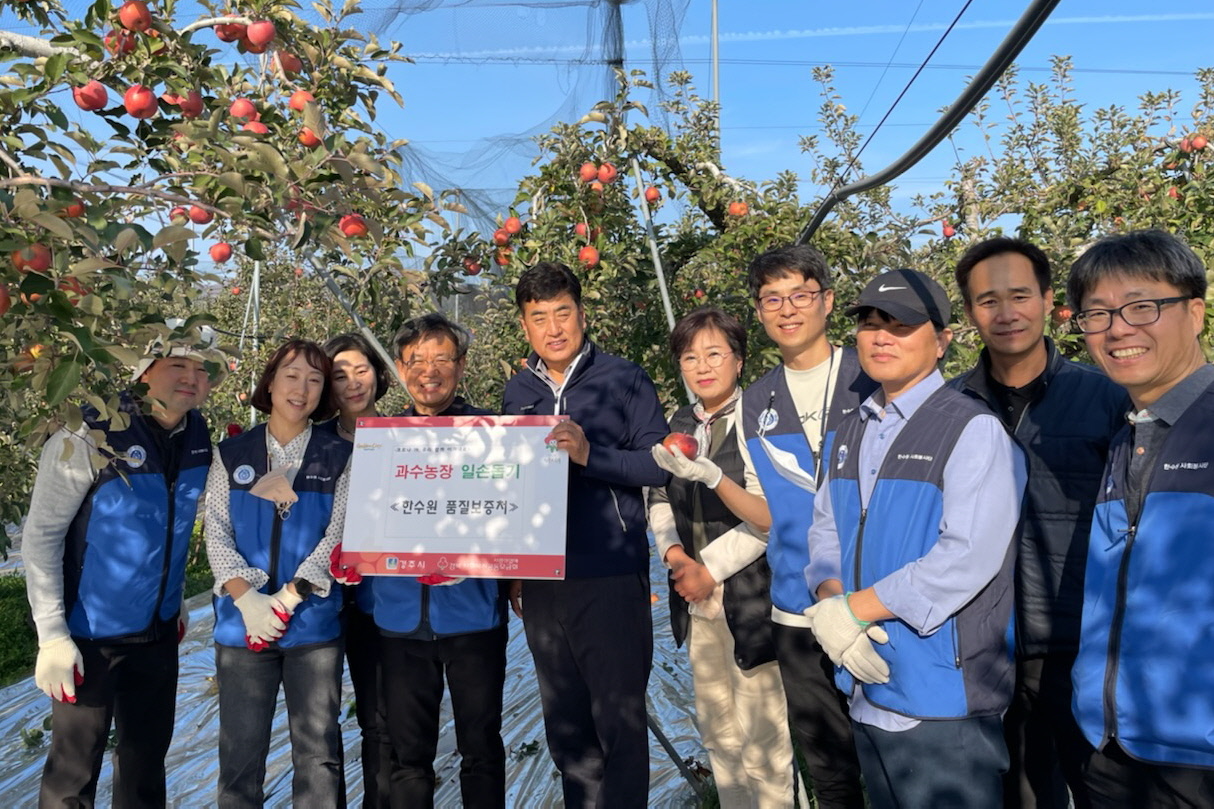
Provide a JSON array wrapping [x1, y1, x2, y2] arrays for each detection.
[[1074, 296, 1196, 334], [404, 357, 457, 371], [757, 289, 825, 312], [678, 350, 734, 370]]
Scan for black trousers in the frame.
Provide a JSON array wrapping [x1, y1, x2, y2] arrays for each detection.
[[522, 573, 653, 809], [1003, 653, 1091, 808], [39, 633, 178, 809], [345, 606, 394, 809], [1084, 739, 1214, 809], [380, 624, 507, 809], [771, 622, 866, 809]]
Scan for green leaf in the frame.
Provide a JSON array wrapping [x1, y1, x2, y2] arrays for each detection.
[[152, 225, 195, 250], [32, 212, 76, 240], [216, 172, 246, 196], [244, 236, 266, 261], [44, 53, 67, 84], [46, 360, 82, 407]]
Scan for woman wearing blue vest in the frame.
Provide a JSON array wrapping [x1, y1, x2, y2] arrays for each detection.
[[648, 307, 797, 808], [205, 339, 354, 808], [321, 332, 396, 808]]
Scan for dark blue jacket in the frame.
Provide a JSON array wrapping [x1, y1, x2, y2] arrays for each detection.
[[372, 398, 507, 639], [64, 392, 211, 642], [740, 348, 876, 614], [1072, 381, 1214, 768], [951, 338, 1128, 656], [501, 340, 669, 578], [830, 387, 1016, 719], [212, 424, 351, 648]]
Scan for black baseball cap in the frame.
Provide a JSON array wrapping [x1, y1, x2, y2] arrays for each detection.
[[845, 269, 952, 328]]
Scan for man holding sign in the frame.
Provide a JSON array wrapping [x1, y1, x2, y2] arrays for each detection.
[[502, 262, 670, 808], [371, 313, 508, 808]]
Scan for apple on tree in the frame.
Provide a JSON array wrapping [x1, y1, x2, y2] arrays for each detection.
[[117, 1, 153, 33], [578, 245, 599, 267], [188, 205, 213, 224], [288, 90, 314, 112], [12, 244, 52, 273], [298, 127, 322, 148], [209, 242, 233, 262], [123, 84, 159, 119], [72, 81, 108, 111], [578, 162, 598, 183], [245, 20, 276, 47], [597, 162, 618, 184], [503, 216, 522, 235], [339, 214, 369, 237], [644, 186, 660, 203], [214, 22, 246, 42]]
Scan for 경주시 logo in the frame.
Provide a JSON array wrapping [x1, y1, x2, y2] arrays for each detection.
[[233, 464, 256, 485], [126, 445, 147, 468]]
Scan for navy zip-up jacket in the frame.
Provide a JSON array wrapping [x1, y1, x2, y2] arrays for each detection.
[[501, 340, 669, 578], [950, 338, 1128, 657]]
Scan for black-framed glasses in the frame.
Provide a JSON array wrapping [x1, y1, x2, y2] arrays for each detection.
[[757, 289, 825, 312], [678, 350, 734, 370], [1074, 296, 1196, 334]]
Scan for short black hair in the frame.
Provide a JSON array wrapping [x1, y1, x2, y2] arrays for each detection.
[[250, 339, 335, 421], [954, 237, 1051, 304], [391, 312, 471, 362], [746, 245, 833, 299], [669, 306, 747, 365], [1067, 229, 1208, 309], [322, 332, 393, 402], [515, 262, 582, 310]]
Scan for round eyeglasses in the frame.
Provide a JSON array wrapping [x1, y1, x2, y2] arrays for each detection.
[[678, 350, 734, 370], [757, 289, 825, 312]]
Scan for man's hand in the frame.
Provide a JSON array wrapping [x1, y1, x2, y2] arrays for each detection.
[[233, 589, 287, 651], [840, 625, 891, 684], [36, 636, 84, 703], [177, 598, 189, 643], [650, 444, 722, 488], [329, 543, 362, 585], [507, 580, 523, 618], [546, 420, 590, 466], [671, 558, 717, 603], [804, 594, 868, 665]]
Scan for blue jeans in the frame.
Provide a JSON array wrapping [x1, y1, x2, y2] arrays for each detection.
[[215, 641, 346, 809]]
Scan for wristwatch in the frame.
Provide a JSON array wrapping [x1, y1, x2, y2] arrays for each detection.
[[291, 577, 314, 599]]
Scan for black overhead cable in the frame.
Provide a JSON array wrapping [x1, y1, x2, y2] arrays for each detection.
[[797, 0, 1064, 245]]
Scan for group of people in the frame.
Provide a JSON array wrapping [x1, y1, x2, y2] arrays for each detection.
[[19, 229, 1214, 809]]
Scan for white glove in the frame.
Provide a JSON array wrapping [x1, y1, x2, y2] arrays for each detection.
[[35, 636, 84, 703], [650, 444, 723, 489], [840, 625, 891, 684], [177, 598, 189, 643], [271, 585, 305, 618], [233, 589, 287, 646], [804, 594, 867, 665]]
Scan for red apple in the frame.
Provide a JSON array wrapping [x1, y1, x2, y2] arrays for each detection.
[[574, 222, 589, 237], [104, 29, 136, 56], [166, 89, 203, 118], [117, 0, 152, 32], [214, 22, 245, 42], [58, 277, 89, 301], [288, 89, 314, 112], [298, 127, 321, 147], [1180, 138, 1192, 153], [339, 214, 368, 237], [492, 228, 510, 246], [294, 267, 304, 277], [72, 81, 108, 111], [276, 51, 303, 75], [463, 257, 482, 276], [169, 206, 188, 223], [63, 199, 85, 218], [229, 98, 258, 120], [694, 288, 705, 299], [727, 201, 749, 216], [503, 216, 522, 234], [1168, 186, 1182, 199], [1193, 135, 1208, 151], [494, 247, 512, 266], [226, 422, 243, 437], [123, 84, 158, 119], [578, 245, 599, 267], [942, 222, 956, 238], [231, 286, 242, 295], [1051, 305, 1073, 325], [241, 121, 269, 134], [188, 205, 213, 224], [12, 243, 52, 273], [578, 162, 598, 183], [209, 242, 233, 262], [597, 162, 617, 184], [661, 432, 699, 459], [644, 186, 660, 203], [244, 20, 276, 47]]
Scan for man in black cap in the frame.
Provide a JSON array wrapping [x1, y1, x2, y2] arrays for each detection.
[[804, 269, 1026, 807]]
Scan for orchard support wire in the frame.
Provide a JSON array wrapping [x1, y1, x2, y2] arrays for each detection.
[[796, 0, 1064, 245]]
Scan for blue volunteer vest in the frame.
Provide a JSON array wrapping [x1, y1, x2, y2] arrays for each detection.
[[212, 424, 351, 648], [1073, 383, 1214, 768], [741, 348, 876, 614], [829, 387, 1015, 718], [63, 392, 211, 641]]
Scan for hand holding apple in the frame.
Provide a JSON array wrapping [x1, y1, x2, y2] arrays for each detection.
[[651, 438, 722, 489]]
